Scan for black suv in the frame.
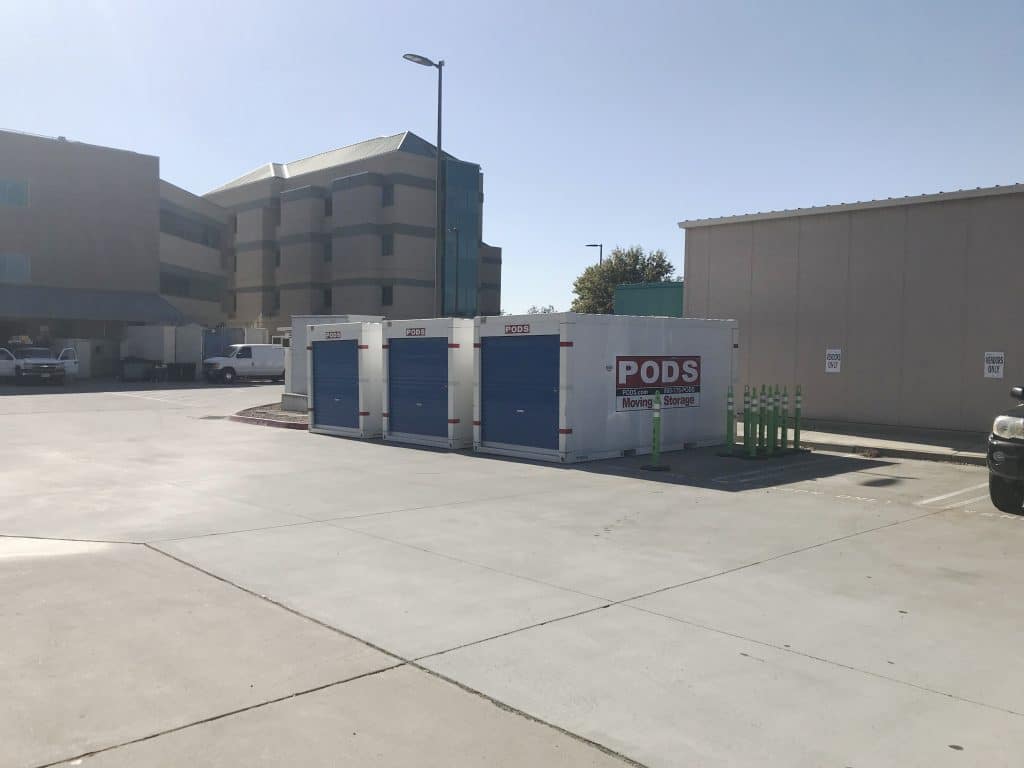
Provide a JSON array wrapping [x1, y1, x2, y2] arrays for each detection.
[[987, 386, 1024, 514]]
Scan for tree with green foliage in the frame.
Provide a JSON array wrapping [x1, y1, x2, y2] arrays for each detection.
[[570, 246, 675, 314]]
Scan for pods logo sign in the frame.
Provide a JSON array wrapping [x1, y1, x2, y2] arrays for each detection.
[[614, 356, 701, 411]]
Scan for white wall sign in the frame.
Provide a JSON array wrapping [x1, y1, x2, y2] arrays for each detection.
[[984, 352, 1005, 379], [825, 348, 842, 374]]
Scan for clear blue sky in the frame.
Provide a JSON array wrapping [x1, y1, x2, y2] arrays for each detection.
[[6, 1, 1022, 312]]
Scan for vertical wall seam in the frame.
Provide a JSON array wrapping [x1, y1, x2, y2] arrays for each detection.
[[898, 207, 909, 427], [747, 224, 754, 382], [844, 213, 852, 418], [959, 201, 972, 430], [793, 218, 802, 388], [705, 229, 711, 318]]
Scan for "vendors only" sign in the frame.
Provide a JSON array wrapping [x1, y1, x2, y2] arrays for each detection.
[[615, 356, 701, 411]]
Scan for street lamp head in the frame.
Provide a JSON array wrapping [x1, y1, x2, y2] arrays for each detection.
[[403, 53, 437, 67], [586, 243, 602, 248]]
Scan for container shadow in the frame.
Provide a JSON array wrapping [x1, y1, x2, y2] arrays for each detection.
[[455, 444, 894, 493]]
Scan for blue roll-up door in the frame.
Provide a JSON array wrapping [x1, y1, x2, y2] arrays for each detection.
[[312, 340, 359, 428], [481, 335, 560, 449], [389, 337, 449, 437]]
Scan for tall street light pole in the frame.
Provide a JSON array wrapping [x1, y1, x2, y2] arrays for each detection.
[[586, 243, 603, 265], [404, 53, 445, 317]]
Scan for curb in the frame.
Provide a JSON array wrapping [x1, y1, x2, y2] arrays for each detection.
[[228, 413, 309, 431], [802, 440, 986, 467]]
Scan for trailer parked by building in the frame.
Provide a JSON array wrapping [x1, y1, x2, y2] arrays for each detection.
[[307, 322, 384, 439], [382, 318, 474, 449], [473, 313, 737, 463], [121, 324, 205, 380]]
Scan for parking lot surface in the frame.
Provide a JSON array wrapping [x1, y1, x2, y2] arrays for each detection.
[[2, 386, 1022, 767]]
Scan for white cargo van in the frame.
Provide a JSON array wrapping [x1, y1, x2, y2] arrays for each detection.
[[203, 344, 285, 384]]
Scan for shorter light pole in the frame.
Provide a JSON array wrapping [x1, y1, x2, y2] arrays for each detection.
[[586, 243, 603, 265]]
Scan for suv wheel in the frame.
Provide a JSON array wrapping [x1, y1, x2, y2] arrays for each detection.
[[221, 367, 237, 385], [989, 475, 1024, 514]]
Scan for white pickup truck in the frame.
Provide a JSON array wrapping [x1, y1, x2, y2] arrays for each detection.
[[0, 345, 79, 384]]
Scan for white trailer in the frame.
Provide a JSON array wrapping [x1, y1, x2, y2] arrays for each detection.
[[382, 318, 474, 449], [307, 322, 384, 439], [120, 326, 175, 362], [473, 313, 738, 463], [120, 324, 204, 378]]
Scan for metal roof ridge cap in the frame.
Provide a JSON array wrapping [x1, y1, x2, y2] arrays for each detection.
[[678, 182, 1024, 228]]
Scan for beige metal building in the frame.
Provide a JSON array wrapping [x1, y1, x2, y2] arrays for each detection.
[[204, 132, 501, 327], [680, 184, 1024, 432]]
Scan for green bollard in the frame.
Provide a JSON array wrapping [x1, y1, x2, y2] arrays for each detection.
[[746, 386, 756, 458], [745, 387, 753, 454], [773, 385, 781, 452], [794, 385, 802, 450], [726, 385, 735, 451], [767, 387, 775, 457], [758, 385, 766, 454], [642, 390, 669, 471], [781, 386, 789, 450]]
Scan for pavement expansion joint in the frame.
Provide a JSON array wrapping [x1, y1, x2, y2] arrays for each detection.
[[0, 533, 139, 545], [617, 507, 944, 604], [329, 521, 612, 602], [407, 663, 651, 768], [129, 501, 989, 768], [32, 664, 407, 768], [624, 603, 1024, 719], [143, 544, 406, 663], [140, 545, 648, 766]]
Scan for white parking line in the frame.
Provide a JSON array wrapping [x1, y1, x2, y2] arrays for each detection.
[[943, 494, 989, 509], [711, 459, 819, 485], [110, 392, 184, 405], [915, 482, 987, 506]]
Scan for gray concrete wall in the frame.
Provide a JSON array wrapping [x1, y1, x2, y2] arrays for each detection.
[[0, 130, 160, 294], [479, 244, 502, 315], [158, 181, 231, 326], [684, 191, 1024, 432]]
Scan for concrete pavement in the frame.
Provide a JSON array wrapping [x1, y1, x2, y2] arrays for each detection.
[[1, 385, 1021, 767]]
